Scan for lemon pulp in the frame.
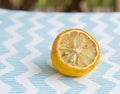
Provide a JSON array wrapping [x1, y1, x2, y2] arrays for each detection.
[[58, 30, 97, 68]]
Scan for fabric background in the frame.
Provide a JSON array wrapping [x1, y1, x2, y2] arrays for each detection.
[[0, 9, 120, 94]]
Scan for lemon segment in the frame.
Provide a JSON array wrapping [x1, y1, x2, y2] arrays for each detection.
[[51, 28, 100, 76]]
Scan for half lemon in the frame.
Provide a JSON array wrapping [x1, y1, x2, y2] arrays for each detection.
[[51, 28, 100, 76]]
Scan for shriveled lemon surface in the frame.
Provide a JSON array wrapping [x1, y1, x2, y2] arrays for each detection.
[[51, 28, 100, 76]]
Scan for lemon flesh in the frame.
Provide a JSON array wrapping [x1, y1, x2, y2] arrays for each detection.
[[58, 30, 97, 68]]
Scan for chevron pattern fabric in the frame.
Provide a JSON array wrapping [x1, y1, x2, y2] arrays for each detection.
[[0, 9, 120, 94]]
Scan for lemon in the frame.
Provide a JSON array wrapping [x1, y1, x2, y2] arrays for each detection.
[[51, 28, 100, 76]]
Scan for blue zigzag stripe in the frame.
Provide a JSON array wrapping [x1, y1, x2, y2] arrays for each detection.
[[57, 13, 76, 29], [9, 13, 34, 93], [108, 15, 120, 65], [108, 13, 120, 82], [89, 13, 116, 94], [0, 12, 13, 70], [83, 13, 103, 40], [89, 61, 115, 94], [113, 70, 120, 80], [1, 12, 33, 94], [30, 13, 56, 94], [58, 76, 86, 94]]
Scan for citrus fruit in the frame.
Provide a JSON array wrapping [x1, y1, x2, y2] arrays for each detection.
[[51, 28, 100, 76]]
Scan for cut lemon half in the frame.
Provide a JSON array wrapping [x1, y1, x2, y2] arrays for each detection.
[[51, 28, 100, 76]]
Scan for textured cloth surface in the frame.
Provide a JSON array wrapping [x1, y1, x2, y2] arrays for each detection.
[[0, 9, 120, 94]]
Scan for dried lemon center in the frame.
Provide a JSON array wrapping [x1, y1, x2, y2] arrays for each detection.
[[58, 30, 97, 68], [75, 48, 81, 54]]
